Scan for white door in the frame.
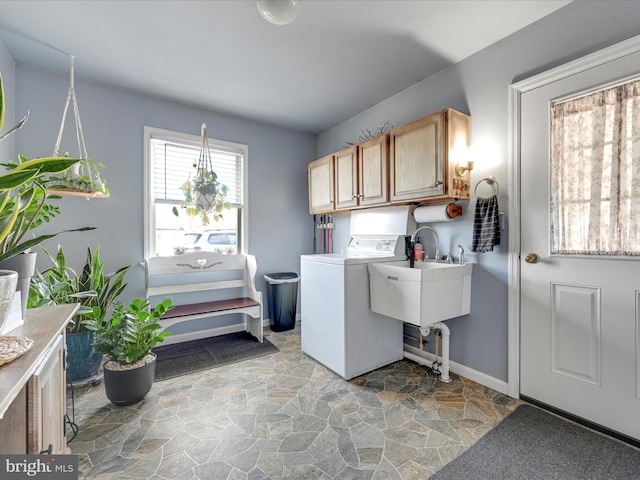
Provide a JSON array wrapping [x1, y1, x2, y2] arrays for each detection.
[[520, 49, 640, 441]]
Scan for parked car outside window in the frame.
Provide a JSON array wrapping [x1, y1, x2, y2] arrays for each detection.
[[175, 230, 237, 254]]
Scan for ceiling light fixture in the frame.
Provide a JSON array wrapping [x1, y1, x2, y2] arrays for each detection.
[[257, 0, 300, 26]]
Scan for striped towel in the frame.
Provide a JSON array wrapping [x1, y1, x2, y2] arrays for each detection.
[[471, 195, 500, 253]]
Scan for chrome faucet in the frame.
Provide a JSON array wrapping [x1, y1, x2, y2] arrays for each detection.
[[457, 244, 464, 264], [411, 226, 440, 261]]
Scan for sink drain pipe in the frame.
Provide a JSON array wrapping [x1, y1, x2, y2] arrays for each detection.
[[418, 322, 452, 383]]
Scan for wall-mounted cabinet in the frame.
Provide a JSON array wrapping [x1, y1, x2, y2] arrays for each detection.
[[308, 154, 335, 214], [390, 108, 470, 203], [308, 108, 470, 214], [333, 135, 390, 211], [334, 146, 358, 210], [357, 134, 389, 207]]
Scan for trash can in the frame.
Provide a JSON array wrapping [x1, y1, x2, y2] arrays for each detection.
[[264, 272, 299, 332]]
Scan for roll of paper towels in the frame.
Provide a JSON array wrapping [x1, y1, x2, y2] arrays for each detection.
[[413, 203, 462, 223]]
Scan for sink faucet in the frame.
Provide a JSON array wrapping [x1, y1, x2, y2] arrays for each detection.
[[457, 244, 464, 264], [410, 226, 440, 263]]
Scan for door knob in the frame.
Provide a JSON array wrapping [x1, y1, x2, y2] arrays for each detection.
[[524, 253, 540, 264]]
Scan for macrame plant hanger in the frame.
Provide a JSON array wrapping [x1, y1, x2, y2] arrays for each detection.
[[49, 56, 108, 198], [179, 122, 228, 225], [193, 123, 216, 213]]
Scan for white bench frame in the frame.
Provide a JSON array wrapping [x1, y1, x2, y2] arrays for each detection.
[[145, 252, 263, 345]]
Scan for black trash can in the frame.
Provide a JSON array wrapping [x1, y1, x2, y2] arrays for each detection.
[[264, 272, 299, 332]]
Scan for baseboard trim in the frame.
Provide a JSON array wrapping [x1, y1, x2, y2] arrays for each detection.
[[403, 344, 509, 396]]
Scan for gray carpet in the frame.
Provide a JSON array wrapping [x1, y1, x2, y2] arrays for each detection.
[[431, 404, 640, 480], [153, 331, 278, 381]]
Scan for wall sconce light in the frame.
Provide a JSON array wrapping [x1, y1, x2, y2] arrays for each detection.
[[455, 160, 475, 177], [257, 0, 300, 25]]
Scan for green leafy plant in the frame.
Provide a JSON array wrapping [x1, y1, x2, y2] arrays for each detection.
[[46, 157, 109, 197], [174, 169, 230, 225], [28, 245, 134, 333], [82, 297, 172, 365]]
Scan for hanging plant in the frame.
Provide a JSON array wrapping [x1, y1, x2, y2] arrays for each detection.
[[45, 56, 109, 198], [173, 123, 230, 225], [47, 156, 109, 197]]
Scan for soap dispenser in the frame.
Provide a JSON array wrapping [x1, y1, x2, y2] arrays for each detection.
[[414, 241, 425, 262]]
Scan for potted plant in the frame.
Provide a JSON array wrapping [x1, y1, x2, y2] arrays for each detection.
[[0, 70, 94, 318], [176, 168, 230, 225], [28, 245, 134, 383], [82, 298, 172, 406], [172, 124, 230, 226]]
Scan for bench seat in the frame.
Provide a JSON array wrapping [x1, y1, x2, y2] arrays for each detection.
[[145, 252, 264, 345], [161, 297, 261, 320]]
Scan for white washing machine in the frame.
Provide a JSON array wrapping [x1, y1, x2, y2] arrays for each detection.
[[300, 206, 414, 380]]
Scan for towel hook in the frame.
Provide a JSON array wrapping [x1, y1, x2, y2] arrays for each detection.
[[474, 176, 499, 198]]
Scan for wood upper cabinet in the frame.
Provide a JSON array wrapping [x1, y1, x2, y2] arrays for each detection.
[[358, 134, 389, 207], [390, 108, 471, 203], [334, 135, 390, 211], [308, 155, 335, 214], [307, 108, 470, 214], [334, 146, 358, 210]]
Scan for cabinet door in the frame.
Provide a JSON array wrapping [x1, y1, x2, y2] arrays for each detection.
[[308, 155, 335, 214], [0, 384, 27, 454], [334, 146, 358, 210], [390, 111, 445, 201], [358, 134, 389, 207], [28, 334, 66, 454]]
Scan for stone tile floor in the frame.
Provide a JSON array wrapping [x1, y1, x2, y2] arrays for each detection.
[[67, 325, 519, 479]]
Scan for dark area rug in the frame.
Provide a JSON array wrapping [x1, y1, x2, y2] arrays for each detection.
[[153, 331, 278, 381], [431, 404, 640, 480]]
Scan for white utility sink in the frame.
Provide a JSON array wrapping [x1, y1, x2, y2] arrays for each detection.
[[368, 261, 473, 327]]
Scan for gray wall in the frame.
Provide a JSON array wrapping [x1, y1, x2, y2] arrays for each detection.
[[317, 1, 640, 382], [11, 63, 316, 308], [0, 42, 15, 162]]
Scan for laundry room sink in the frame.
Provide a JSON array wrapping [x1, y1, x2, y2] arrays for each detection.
[[368, 261, 473, 327]]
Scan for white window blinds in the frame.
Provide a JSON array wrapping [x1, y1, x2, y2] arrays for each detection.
[[150, 137, 243, 207]]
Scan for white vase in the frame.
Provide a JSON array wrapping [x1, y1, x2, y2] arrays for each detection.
[[0, 270, 18, 334]]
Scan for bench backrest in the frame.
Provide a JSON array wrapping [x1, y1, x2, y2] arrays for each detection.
[[145, 252, 259, 299]]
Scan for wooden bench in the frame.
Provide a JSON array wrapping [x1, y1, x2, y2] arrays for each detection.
[[145, 252, 263, 345]]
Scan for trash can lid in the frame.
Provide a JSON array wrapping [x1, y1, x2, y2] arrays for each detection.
[[264, 272, 300, 283]]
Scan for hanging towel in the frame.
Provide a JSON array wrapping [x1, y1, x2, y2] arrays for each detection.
[[471, 195, 500, 253]]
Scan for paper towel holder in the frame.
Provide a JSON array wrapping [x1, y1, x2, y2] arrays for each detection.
[[413, 203, 463, 222]]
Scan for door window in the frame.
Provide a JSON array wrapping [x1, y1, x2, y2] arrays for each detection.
[[550, 77, 640, 256]]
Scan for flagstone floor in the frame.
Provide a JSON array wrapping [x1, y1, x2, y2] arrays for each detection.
[[67, 325, 519, 479]]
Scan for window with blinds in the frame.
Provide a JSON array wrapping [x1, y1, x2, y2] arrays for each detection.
[[150, 139, 243, 207], [144, 127, 247, 257]]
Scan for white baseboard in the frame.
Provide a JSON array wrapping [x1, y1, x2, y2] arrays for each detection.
[[163, 313, 301, 345], [403, 344, 509, 396]]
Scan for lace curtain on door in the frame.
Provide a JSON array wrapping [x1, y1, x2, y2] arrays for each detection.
[[551, 78, 640, 255]]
